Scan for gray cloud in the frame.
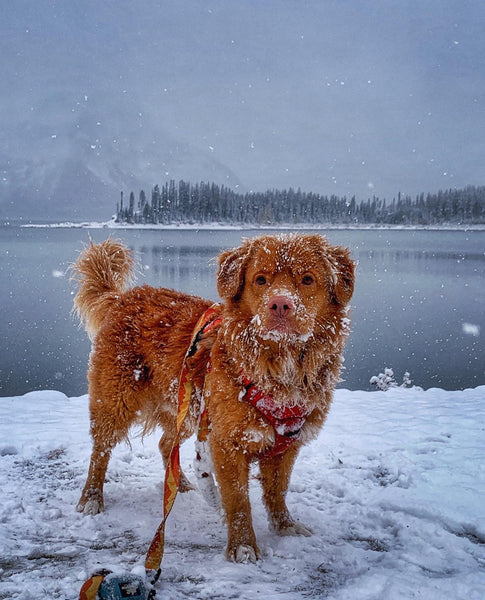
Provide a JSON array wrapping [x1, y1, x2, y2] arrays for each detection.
[[1, 0, 484, 219]]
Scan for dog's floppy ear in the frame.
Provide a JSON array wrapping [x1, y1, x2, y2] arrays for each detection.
[[217, 241, 252, 302], [328, 245, 355, 306]]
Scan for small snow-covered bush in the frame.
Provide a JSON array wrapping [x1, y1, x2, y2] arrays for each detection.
[[370, 368, 413, 391]]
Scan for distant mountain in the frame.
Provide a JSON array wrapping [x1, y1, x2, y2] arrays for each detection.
[[0, 95, 241, 221]]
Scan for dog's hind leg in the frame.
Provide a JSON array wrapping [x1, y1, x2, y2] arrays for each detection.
[[77, 435, 113, 515], [77, 389, 132, 515]]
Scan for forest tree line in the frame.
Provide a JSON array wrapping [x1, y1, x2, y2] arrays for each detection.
[[115, 181, 485, 226]]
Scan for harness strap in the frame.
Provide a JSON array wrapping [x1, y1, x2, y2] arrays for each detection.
[[144, 303, 222, 583]]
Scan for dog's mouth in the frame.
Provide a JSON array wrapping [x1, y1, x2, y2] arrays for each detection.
[[261, 327, 312, 344], [251, 312, 313, 344]]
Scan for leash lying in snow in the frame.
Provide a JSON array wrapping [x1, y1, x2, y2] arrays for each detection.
[[79, 569, 153, 600], [79, 301, 312, 597]]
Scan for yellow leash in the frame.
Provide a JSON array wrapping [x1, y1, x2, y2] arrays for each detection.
[[79, 573, 106, 600], [144, 303, 222, 582]]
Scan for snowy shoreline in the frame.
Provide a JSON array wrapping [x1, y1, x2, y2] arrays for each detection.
[[1, 385, 484, 599], [15, 220, 485, 231]]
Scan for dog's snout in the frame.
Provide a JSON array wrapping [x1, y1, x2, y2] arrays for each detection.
[[268, 295, 294, 317]]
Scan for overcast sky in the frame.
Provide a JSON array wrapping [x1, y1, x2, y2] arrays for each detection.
[[2, 0, 485, 217]]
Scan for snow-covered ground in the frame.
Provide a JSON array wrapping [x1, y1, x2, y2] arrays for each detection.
[[1, 386, 484, 599]]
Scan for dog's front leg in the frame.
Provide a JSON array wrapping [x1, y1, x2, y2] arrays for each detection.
[[210, 437, 260, 563], [259, 445, 312, 537]]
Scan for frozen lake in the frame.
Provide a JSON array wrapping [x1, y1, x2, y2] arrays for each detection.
[[0, 226, 483, 396]]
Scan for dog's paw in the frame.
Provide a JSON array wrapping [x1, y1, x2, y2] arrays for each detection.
[[277, 521, 313, 537], [227, 544, 260, 564], [77, 497, 104, 515]]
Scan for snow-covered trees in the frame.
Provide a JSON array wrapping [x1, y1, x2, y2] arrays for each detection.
[[115, 181, 485, 226]]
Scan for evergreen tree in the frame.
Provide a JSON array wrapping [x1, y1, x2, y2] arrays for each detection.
[[128, 192, 135, 223], [115, 182, 485, 227]]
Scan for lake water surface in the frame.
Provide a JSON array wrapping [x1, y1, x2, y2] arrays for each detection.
[[0, 226, 483, 396]]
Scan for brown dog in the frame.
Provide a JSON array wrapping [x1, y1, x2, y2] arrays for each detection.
[[72, 233, 354, 562]]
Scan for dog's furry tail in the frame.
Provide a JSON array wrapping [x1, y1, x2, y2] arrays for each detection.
[[71, 238, 134, 339]]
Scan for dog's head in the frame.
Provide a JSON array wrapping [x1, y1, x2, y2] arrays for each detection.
[[217, 234, 354, 343]]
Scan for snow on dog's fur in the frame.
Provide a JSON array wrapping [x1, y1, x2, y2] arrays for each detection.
[[72, 233, 354, 563]]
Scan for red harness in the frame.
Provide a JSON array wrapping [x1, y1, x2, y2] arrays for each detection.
[[241, 376, 312, 457]]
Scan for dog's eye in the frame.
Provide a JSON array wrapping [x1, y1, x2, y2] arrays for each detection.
[[255, 275, 267, 286], [301, 274, 314, 286]]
